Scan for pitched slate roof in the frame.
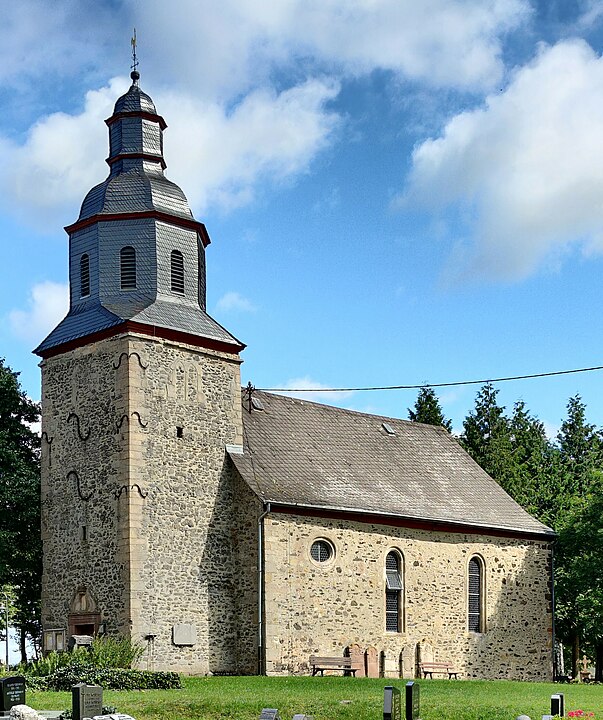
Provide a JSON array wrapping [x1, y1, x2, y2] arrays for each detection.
[[229, 390, 554, 538]]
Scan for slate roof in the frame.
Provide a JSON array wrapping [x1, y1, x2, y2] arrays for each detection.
[[229, 391, 554, 538], [114, 84, 157, 114], [79, 169, 194, 222], [35, 299, 239, 355]]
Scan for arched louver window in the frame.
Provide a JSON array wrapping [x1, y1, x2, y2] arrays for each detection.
[[468, 557, 484, 632], [120, 246, 136, 289], [385, 551, 403, 632], [171, 250, 185, 294], [80, 254, 90, 298]]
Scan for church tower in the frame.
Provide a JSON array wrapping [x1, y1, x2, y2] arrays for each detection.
[[35, 70, 248, 673]]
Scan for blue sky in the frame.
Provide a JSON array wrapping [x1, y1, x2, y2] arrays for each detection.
[[2, 0, 603, 436]]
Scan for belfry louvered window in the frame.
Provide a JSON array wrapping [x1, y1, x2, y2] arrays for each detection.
[[468, 556, 484, 632], [80, 254, 90, 298], [171, 250, 185, 294], [385, 551, 403, 632], [120, 246, 136, 289]]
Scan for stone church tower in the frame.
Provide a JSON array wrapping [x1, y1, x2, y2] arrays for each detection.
[[35, 71, 247, 673]]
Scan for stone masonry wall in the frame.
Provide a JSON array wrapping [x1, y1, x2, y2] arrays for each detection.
[[41, 331, 247, 674], [263, 513, 553, 681], [41, 335, 130, 636]]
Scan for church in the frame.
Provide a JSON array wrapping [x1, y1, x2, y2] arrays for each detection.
[[35, 70, 555, 680]]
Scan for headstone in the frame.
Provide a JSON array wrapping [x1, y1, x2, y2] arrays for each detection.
[[90, 715, 135, 720], [292, 715, 313, 720], [71, 683, 103, 720], [383, 686, 401, 720], [366, 646, 379, 678], [0, 677, 26, 712], [259, 710, 280, 720], [348, 644, 365, 678], [551, 693, 564, 717], [405, 681, 420, 720]]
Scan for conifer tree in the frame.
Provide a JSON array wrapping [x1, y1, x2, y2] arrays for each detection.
[[408, 387, 452, 431], [461, 383, 515, 494]]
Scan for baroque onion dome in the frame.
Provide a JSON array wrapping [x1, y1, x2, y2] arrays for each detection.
[[35, 74, 243, 357]]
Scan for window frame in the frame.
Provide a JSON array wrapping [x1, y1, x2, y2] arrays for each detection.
[[80, 254, 90, 298], [467, 555, 486, 633], [120, 246, 137, 290], [385, 549, 404, 633], [309, 538, 335, 566], [170, 249, 185, 294]]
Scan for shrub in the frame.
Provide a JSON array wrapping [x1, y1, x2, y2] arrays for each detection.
[[45, 667, 181, 691], [88, 636, 145, 669]]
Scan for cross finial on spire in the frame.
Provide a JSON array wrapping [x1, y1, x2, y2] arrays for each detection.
[[130, 28, 140, 84]]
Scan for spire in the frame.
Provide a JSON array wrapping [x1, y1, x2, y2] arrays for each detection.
[[130, 28, 140, 86]]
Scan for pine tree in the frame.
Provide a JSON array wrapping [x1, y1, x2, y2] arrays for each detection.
[[557, 394, 602, 497], [461, 383, 516, 494], [408, 387, 452, 431]]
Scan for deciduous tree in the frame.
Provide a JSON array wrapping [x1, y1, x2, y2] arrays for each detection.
[[0, 358, 41, 662]]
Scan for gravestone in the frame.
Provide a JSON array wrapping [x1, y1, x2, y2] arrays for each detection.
[[551, 693, 565, 717], [383, 686, 401, 720], [0, 676, 26, 712], [348, 643, 365, 677], [259, 710, 280, 720], [71, 683, 102, 720], [366, 646, 379, 678], [292, 715, 313, 720], [405, 681, 420, 720]]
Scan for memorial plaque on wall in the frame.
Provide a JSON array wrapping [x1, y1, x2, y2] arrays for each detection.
[[0, 676, 26, 711], [72, 682, 103, 720], [405, 681, 420, 720]]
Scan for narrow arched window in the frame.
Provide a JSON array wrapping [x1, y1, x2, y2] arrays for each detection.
[[80, 254, 90, 298], [120, 246, 136, 289], [385, 551, 403, 632], [468, 556, 485, 632], [171, 250, 185, 294]]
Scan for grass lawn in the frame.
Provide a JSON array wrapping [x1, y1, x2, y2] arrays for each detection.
[[27, 677, 603, 720]]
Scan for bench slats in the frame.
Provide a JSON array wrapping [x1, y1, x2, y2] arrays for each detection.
[[309, 656, 356, 676]]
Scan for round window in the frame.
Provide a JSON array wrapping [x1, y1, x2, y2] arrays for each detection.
[[310, 539, 334, 563]]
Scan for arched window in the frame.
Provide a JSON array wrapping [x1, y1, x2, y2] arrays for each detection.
[[385, 550, 403, 632], [80, 254, 90, 298], [468, 556, 485, 632], [120, 246, 136, 289], [171, 250, 185, 294]]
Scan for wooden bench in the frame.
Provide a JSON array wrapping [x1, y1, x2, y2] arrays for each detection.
[[420, 661, 459, 679], [309, 656, 357, 676]]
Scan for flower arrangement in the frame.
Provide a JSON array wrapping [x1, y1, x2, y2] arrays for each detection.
[[567, 711, 595, 718]]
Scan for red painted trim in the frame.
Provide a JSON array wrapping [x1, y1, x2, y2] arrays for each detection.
[[105, 110, 167, 130], [268, 503, 555, 542], [36, 320, 245, 359], [105, 152, 166, 170], [64, 211, 211, 247]]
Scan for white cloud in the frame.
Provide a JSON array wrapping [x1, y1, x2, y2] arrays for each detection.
[[216, 292, 257, 313], [0, 0, 529, 102], [0, 76, 339, 223], [161, 79, 341, 212], [277, 376, 354, 403], [9, 281, 69, 344], [0, 78, 128, 226], [402, 40, 603, 281], [136, 0, 529, 94]]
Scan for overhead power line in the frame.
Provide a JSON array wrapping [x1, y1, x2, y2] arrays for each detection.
[[258, 363, 603, 394]]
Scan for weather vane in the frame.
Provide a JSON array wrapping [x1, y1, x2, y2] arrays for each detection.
[[130, 28, 139, 83]]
